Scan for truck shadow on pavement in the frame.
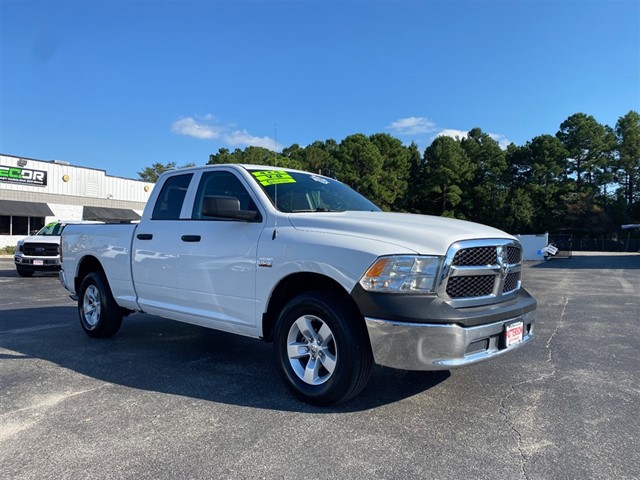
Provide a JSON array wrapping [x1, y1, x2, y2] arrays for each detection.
[[0, 306, 449, 412], [0, 268, 59, 278]]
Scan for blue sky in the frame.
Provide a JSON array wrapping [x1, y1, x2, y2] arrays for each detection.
[[1, 0, 639, 179]]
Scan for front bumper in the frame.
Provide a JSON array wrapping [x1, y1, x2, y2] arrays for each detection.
[[365, 310, 535, 371], [14, 255, 61, 271]]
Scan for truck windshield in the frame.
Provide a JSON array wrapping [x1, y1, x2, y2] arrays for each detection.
[[36, 223, 64, 236], [248, 169, 381, 213]]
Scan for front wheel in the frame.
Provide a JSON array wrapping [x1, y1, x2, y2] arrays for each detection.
[[273, 291, 373, 406], [16, 266, 34, 277], [78, 271, 123, 338]]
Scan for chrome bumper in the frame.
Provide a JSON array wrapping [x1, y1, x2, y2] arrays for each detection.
[[365, 310, 535, 371], [15, 254, 61, 268]]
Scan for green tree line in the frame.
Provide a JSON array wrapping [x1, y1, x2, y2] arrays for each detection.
[[142, 110, 640, 236]]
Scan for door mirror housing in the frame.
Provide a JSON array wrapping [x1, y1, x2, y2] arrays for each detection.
[[201, 195, 259, 221]]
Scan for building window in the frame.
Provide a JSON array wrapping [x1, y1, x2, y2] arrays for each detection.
[[0, 216, 45, 235]]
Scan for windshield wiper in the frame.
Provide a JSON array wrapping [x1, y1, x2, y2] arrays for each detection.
[[289, 207, 343, 213]]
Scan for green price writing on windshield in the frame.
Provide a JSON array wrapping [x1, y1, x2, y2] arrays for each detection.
[[252, 170, 296, 186]]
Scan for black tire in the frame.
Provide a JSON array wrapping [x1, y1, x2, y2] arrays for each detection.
[[273, 291, 373, 406], [78, 271, 123, 338], [16, 267, 34, 277]]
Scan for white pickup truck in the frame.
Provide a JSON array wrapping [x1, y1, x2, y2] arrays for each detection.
[[14, 222, 67, 277], [60, 164, 536, 405]]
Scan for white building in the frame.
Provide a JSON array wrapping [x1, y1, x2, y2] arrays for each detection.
[[0, 153, 154, 247]]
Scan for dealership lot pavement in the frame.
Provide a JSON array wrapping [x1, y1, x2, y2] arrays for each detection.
[[1, 254, 638, 479]]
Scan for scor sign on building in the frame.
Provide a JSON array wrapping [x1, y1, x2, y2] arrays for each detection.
[[0, 154, 155, 248]]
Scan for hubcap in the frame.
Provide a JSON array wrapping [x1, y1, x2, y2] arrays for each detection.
[[286, 315, 337, 385], [82, 285, 101, 328]]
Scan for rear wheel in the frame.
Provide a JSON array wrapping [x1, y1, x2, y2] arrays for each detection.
[[78, 271, 123, 338], [273, 291, 373, 406], [16, 266, 34, 277]]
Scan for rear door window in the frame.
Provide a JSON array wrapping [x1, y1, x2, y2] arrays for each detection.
[[152, 174, 193, 220]]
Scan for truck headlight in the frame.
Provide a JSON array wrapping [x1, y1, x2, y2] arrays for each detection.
[[359, 255, 441, 293]]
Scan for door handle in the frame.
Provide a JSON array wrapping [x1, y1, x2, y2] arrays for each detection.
[[137, 233, 153, 240], [181, 235, 201, 242]]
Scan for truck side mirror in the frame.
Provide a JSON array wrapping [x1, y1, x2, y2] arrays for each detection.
[[201, 195, 259, 221]]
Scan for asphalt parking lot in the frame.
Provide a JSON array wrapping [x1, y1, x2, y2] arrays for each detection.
[[1, 254, 639, 480]]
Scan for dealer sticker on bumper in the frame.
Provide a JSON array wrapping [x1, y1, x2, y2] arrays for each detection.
[[505, 321, 524, 348]]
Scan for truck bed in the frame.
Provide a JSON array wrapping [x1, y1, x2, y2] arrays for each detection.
[[61, 223, 140, 311]]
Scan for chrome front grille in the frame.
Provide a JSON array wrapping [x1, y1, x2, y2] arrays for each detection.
[[506, 246, 522, 264], [438, 239, 523, 307], [452, 247, 497, 266], [446, 275, 495, 298], [503, 272, 520, 293]]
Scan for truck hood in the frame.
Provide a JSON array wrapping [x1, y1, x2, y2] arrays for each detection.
[[287, 211, 514, 255], [20, 235, 60, 244]]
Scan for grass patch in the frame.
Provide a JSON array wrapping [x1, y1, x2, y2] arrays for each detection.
[[1, 245, 16, 255]]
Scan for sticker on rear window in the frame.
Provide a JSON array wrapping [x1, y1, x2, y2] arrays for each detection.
[[252, 170, 296, 186]]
